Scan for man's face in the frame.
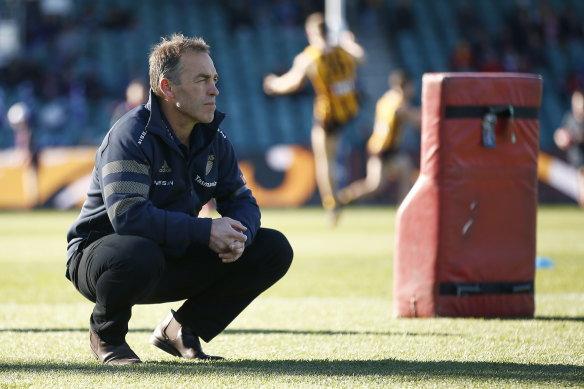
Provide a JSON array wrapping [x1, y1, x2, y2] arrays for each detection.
[[171, 51, 219, 125]]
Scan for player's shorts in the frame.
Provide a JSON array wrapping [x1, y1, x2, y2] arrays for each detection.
[[314, 118, 346, 135], [379, 148, 398, 162]]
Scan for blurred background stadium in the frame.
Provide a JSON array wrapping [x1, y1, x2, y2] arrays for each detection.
[[0, 0, 583, 206]]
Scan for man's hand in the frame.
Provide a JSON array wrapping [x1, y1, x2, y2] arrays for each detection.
[[209, 217, 247, 263]]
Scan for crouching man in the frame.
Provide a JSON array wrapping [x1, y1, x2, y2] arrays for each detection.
[[65, 34, 293, 364]]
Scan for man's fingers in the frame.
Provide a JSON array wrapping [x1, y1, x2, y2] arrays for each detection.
[[219, 250, 243, 263], [229, 219, 247, 232], [223, 218, 247, 242], [230, 229, 247, 243], [209, 217, 248, 255], [219, 242, 245, 263]]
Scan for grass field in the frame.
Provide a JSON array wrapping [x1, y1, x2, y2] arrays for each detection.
[[0, 206, 582, 388]]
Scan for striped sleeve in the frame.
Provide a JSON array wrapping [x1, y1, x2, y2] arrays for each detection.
[[101, 160, 151, 222]]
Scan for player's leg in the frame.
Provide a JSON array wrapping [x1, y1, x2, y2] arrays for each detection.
[[311, 124, 340, 211], [338, 153, 385, 204], [386, 153, 414, 204]]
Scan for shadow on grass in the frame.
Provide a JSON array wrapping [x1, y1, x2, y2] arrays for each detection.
[[0, 359, 581, 385], [469, 316, 584, 323], [0, 328, 454, 337], [532, 316, 584, 322]]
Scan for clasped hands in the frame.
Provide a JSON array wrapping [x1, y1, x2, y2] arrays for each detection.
[[209, 217, 247, 263]]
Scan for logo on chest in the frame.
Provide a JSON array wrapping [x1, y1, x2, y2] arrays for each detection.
[[159, 160, 172, 173], [206, 154, 215, 175], [196, 154, 217, 188]]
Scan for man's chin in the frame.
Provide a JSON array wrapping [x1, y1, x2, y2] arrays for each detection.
[[200, 110, 216, 124], [202, 115, 215, 124]]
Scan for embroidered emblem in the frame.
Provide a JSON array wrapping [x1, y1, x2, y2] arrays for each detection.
[[206, 154, 215, 175]]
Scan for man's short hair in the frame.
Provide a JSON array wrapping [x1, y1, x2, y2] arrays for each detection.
[[149, 34, 210, 97]]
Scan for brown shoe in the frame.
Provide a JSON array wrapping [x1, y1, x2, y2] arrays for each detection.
[[89, 329, 141, 365], [150, 310, 223, 360]]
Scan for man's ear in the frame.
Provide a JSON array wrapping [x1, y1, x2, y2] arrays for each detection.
[[160, 78, 173, 99]]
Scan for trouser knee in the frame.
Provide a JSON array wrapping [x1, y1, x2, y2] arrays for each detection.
[[257, 228, 293, 279], [78, 234, 166, 303], [109, 235, 166, 287]]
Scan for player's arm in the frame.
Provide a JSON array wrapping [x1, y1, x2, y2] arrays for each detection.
[[339, 30, 366, 64], [398, 105, 422, 129], [263, 53, 311, 95]]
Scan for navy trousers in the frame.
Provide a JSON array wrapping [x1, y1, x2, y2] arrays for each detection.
[[68, 228, 293, 344]]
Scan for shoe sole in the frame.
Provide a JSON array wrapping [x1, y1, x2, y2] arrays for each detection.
[[149, 335, 182, 358], [149, 335, 224, 360]]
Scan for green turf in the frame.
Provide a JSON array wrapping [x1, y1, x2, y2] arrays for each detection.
[[0, 206, 582, 388]]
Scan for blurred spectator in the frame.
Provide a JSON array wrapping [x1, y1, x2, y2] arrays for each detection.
[[507, 1, 534, 50], [109, 79, 148, 128], [38, 97, 68, 146], [102, 6, 135, 31], [563, 70, 584, 98], [6, 101, 40, 206], [271, 0, 301, 28], [450, 40, 475, 71], [536, 1, 560, 46], [68, 80, 89, 144], [221, 0, 255, 33], [7, 102, 34, 155], [356, 0, 383, 34], [456, 2, 480, 44], [476, 45, 504, 72], [554, 89, 584, 206], [392, 0, 414, 32], [559, 9, 584, 45]]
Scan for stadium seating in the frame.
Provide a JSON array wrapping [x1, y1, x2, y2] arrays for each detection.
[[1, 0, 583, 156]]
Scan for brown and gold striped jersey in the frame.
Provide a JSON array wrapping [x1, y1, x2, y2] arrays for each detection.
[[367, 90, 406, 154], [303, 45, 360, 127]]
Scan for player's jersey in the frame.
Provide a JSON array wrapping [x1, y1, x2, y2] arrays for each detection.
[[367, 90, 406, 155], [303, 45, 360, 127]]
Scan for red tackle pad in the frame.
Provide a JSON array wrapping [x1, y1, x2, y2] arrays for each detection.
[[393, 73, 542, 318]]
